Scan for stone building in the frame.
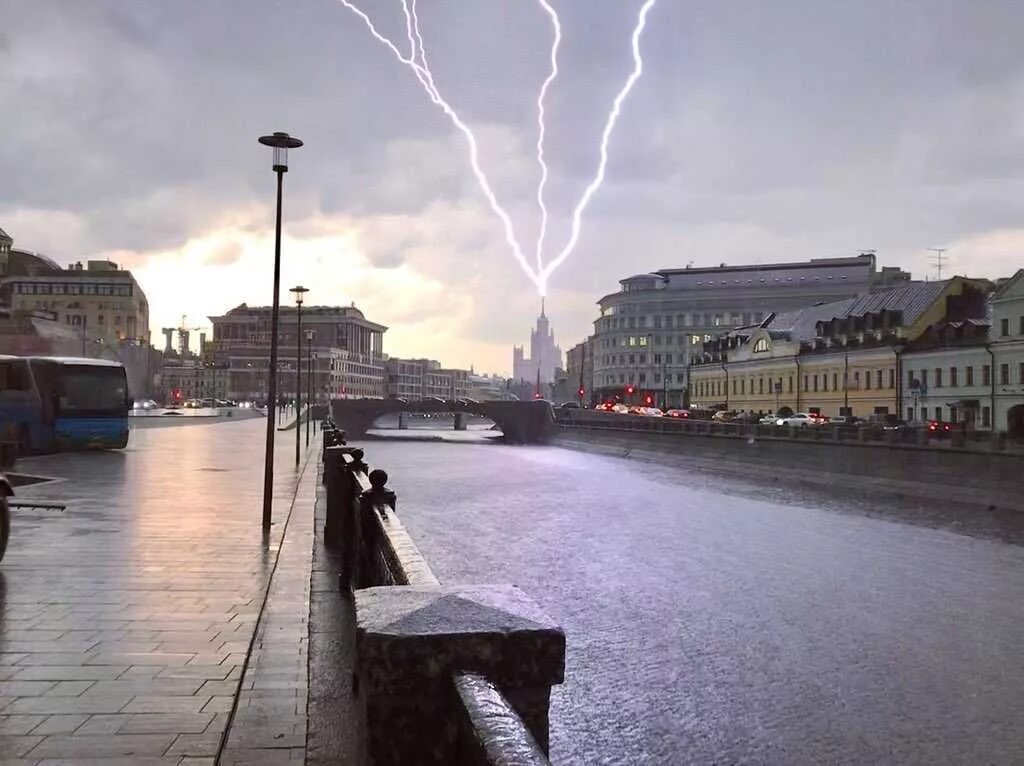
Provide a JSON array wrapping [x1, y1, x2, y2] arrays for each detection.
[[0, 251, 150, 346], [689, 277, 993, 421], [900, 270, 1024, 433], [592, 253, 909, 408], [565, 338, 594, 403], [512, 300, 563, 385], [208, 303, 387, 401], [384, 357, 470, 400]]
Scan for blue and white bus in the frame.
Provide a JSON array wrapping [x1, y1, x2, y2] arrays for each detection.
[[0, 356, 131, 455]]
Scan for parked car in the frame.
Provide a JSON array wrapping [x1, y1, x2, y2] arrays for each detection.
[[639, 407, 664, 417], [927, 419, 954, 438], [731, 412, 761, 424], [777, 412, 826, 428], [665, 409, 690, 419], [558, 402, 581, 409], [711, 410, 737, 422], [830, 415, 863, 426], [611, 404, 630, 414], [758, 414, 780, 425]]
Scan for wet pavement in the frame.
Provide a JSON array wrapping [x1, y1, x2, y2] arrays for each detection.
[[353, 434, 1024, 766], [0, 418, 317, 765]]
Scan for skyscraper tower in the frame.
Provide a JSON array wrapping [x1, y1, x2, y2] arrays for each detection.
[[513, 298, 563, 383]]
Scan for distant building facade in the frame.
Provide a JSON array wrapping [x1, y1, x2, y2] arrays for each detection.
[[901, 270, 1024, 434], [565, 338, 595, 403], [208, 303, 387, 402], [159, 361, 230, 403], [0, 252, 149, 345], [384, 357, 470, 400], [689, 277, 995, 420], [513, 301, 563, 385], [592, 253, 908, 407]]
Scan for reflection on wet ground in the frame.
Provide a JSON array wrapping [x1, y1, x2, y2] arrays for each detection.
[[355, 435, 1024, 765]]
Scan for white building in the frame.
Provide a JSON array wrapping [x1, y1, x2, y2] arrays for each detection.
[[901, 270, 1024, 434]]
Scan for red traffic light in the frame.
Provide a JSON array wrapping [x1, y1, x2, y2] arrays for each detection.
[[577, 386, 585, 397], [644, 394, 653, 406], [626, 384, 635, 395]]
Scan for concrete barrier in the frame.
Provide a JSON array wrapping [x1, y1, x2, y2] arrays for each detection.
[[320, 425, 565, 765]]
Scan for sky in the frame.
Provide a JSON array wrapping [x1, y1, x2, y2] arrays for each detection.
[[2, 0, 1023, 374]]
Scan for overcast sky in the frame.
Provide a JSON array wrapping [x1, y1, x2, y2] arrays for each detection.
[[3, 0, 1023, 373]]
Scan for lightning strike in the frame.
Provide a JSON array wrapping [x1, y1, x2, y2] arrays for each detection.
[[334, 0, 658, 298], [336, 0, 542, 292], [537, 0, 658, 295], [533, 0, 561, 276]]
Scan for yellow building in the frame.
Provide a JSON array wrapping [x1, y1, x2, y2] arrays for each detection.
[[690, 277, 991, 419]]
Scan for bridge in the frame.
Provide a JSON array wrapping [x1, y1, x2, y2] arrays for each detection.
[[330, 398, 556, 443]]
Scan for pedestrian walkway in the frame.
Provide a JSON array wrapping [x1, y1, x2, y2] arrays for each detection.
[[0, 418, 317, 765]]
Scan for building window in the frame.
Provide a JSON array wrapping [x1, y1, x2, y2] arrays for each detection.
[[907, 407, 914, 421], [639, 373, 646, 384], [639, 355, 646, 364], [888, 369, 895, 388], [832, 372, 838, 390], [654, 354, 661, 364], [639, 336, 648, 347], [854, 371, 860, 388], [732, 379, 737, 395], [907, 369, 915, 387], [1000, 364, 1010, 385], [788, 376, 793, 393], [921, 369, 928, 388], [752, 338, 769, 353], [949, 367, 958, 386], [876, 369, 883, 389], [983, 406, 991, 427], [1001, 318, 1010, 337], [934, 368, 942, 387], [935, 407, 943, 420], [822, 374, 827, 392], [982, 365, 991, 385], [1019, 362, 1024, 384], [654, 373, 661, 383], [1019, 316, 1024, 335], [865, 371, 871, 390], [665, 354, 673, 364], [966, 366, 974, 386], [803, 375, 808, 391], [759, 378, 765, 394]]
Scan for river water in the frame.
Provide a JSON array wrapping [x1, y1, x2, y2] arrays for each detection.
[[355, 431, 1024, 765]]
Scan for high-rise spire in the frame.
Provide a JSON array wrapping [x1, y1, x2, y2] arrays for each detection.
[[540, 296, 546, 318]]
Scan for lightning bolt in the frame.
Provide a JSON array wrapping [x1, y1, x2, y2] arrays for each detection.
[[538, 0, 658, 294], [336, 0, 541, 292], [333, 0, 658, 299], [533, 0, 561, 277]]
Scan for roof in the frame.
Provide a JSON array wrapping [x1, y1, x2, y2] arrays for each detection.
[[992, 269, 1024, 301], [767, 280, 953, 341], [656, 254, 873, 277], [30, 356, 125, 367], [0, 227, 10, 242]]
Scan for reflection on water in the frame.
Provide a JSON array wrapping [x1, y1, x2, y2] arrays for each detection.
[[355, 438, 1024, 766]]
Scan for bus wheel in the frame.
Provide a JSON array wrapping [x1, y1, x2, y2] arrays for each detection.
[[0, 498, 9, 562]]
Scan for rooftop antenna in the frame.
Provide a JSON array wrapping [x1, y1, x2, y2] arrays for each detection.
[[928, 248, 948, 280]]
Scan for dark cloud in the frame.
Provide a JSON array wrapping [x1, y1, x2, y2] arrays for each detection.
[[2, 0, 1024, 368]]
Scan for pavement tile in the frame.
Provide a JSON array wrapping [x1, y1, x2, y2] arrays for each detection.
[[44, 681, 93, 696], [24, 733, 176, 758], [0, 715, 47, 735], [0, 735, 44, 757], [25, 714, 90, 735], [116, 712, 214, 734], [121, 696, 211, 714], [4, 695, 134, 715]]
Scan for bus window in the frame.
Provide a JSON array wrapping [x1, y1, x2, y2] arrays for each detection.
[[57, 365, 128, 416], [0, 360, 34, 396]]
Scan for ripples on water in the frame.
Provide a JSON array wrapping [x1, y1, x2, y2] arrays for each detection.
[[354, 433, 1024, 765]]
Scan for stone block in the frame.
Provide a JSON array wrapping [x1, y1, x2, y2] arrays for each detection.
[[354, 585, 565, 765]]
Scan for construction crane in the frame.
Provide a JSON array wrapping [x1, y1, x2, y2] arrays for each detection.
[[161, 315, 205, 357]]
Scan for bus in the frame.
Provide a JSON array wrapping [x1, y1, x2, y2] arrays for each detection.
[[0, 356, 131, 455]]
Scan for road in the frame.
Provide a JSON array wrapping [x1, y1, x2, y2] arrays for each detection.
[[355, 434, 1024, 765]]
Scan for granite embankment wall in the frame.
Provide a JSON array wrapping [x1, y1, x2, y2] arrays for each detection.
[[554, 422, 1024, 512]]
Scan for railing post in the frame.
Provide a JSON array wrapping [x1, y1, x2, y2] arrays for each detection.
[[323, 444, 349, 548], [341, 448, 368, 590], [357, 469, 396, 587]]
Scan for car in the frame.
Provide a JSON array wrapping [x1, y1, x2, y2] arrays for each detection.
[[558, 402, 581, 409], [927, 419, 953, 438], [639, 407, 664, 417], [731, 412, 761, 424], [830, 415, 863, 426], [777, 412, 826, 428], [665, 409, 690, 419], [711, 410, 737, 422], [759, 414, 780, 425], [611, 404, 630, 414]]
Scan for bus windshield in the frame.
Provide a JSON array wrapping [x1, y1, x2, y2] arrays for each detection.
[[57, 364, 128, 416]]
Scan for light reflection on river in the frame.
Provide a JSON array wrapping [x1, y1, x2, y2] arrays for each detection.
[[354, 431, 1024, 765]]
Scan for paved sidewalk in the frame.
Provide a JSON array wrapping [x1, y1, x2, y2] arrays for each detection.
[[0, 418, 315, 765]]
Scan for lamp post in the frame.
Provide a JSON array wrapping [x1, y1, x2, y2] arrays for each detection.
[[290, 285, 308, 467], [305, 328, 313, 448], [258, 131, 303, 531]]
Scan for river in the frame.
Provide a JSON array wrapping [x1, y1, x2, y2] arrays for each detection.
[[355, 431, 1024, 765]]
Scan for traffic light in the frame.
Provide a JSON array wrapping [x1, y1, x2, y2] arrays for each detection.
[[626, 384, 635, 395], [577, 386, 585, 398], [644, 393, 653, 406]]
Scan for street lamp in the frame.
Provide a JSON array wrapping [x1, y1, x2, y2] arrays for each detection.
[[290, 285, 308, 467], [305, 328, 314, 448], [258, 130, 303, 531]]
